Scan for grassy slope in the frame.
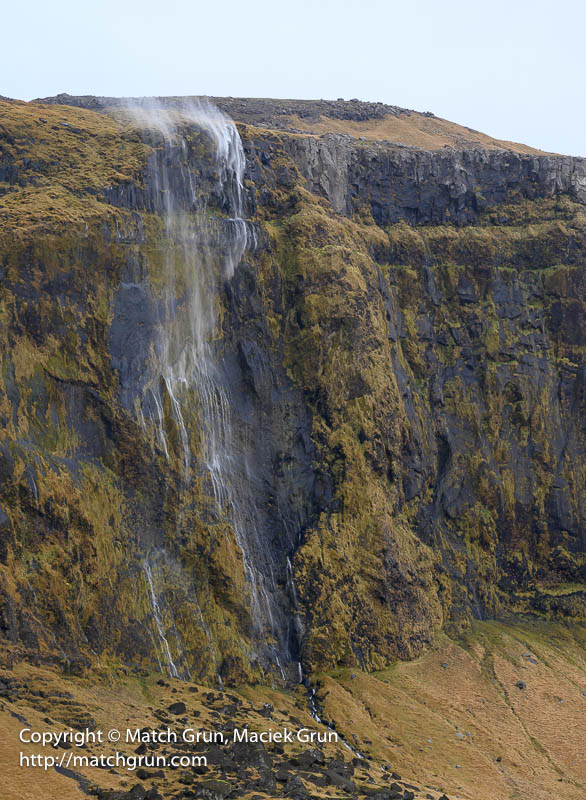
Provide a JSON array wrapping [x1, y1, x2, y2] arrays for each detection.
[[315, 621, 586, 800], [0, 622, 584, 800], [0, 99, 584, 799], [276, 112, 548, 154], [0, 98, 146, 237], [34, 95, 549, 153]]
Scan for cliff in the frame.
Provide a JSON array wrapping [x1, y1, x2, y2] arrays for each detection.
[[0, 95, 584, 689]]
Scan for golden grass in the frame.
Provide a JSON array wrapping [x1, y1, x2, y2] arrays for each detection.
[[0, 659, 371, 800], [1, 621, 582, 799], [0, 99, 146, 237], [316, 621, 586, 800], [280, 112, 550, 154]]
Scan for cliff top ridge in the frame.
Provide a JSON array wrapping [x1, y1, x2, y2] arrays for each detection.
[[34, 93, 550, 154]]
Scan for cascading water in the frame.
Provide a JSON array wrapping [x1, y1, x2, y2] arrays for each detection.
[[121, 99, 300, 679], [143, 558, 180, 679]]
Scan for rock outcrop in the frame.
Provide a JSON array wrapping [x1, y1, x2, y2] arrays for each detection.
[[284, 134, 586, 219], [0, 95, 583, 683]]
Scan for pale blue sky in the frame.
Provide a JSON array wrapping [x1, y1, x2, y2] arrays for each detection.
[[3, 0, 585, 155]]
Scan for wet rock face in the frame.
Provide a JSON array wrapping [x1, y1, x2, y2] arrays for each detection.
[[387, 264, 585, 598], [109, 282, 157, 410], [0, 97, 584, 680], [237, 125, 585, 668]]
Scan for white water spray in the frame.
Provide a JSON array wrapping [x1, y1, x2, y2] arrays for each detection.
[[143, 560, 179, 678], [123, 99, 293, 672]]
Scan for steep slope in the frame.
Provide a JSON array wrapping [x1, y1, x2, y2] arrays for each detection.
[[0, 95, 584, 689]]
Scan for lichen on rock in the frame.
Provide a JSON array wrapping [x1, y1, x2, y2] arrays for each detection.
[[0, 95, 583, 687]]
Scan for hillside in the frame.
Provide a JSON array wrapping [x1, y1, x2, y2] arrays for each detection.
[[0, 94, 584, 799], [36, 94, 549, 153]]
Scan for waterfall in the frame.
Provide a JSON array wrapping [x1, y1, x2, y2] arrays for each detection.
[[122, 99, 295, 676], [122, 100, 248, 480], [286, 556, 298, 606], [143, 559, 180, 678]]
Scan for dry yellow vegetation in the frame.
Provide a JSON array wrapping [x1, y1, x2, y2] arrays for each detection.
[[282, 112, 549, 154], [0, 621, 583, 800], [0, 99, 146, 236], [316, 621, 586, 800]]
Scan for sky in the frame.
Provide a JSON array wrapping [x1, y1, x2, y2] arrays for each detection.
[[3, 0, 585, 156]]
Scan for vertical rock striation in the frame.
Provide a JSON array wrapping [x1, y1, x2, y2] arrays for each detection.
[[0, 96, 583, 681]]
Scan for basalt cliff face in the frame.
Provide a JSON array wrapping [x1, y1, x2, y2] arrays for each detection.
[[0, 95, 584, 692]]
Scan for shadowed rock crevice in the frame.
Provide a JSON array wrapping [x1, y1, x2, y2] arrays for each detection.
[[0, 96, 583, 684]]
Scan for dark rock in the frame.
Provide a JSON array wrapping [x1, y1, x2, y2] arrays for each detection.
[[324, 768, 356, 792], [195, 779, 233, 799], [229, 739, 272, 770], [288, 749, 324, 770], [283, 775, 311, 799]]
